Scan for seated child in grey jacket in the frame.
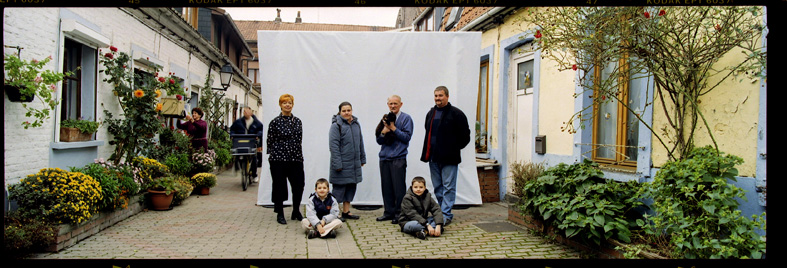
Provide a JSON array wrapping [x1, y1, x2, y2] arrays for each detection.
[[302, 178, 343, 238], [397, 176, 444, 240]]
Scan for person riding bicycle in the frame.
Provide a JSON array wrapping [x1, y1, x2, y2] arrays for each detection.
[[230, 106, 264, 181]]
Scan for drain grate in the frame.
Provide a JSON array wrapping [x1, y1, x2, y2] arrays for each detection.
[[474, 221, 525, 233]]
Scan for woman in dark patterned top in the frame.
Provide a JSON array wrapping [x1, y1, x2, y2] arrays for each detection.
[[266, 94, 306, 225]]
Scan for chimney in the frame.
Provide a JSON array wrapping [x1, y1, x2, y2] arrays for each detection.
[[295, 11, 302, 23], [274, 8, 282, 23]]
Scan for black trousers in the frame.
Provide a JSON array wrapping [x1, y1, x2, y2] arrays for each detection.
[[379, 158, 407, 218], [269, 161, 305, 214]]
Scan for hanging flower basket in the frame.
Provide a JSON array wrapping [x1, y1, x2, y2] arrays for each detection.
[[4, 84, 35, 102], [160, 96, 186, 118]]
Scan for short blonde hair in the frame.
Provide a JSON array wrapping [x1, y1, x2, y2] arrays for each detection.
[[279, 94, 294, 106]]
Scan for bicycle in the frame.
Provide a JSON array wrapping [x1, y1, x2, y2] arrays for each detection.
[[231, 134, 260, 191]]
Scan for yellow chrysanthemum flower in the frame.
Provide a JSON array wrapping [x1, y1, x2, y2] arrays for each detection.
[[134, 89, 145, 98], [155, 90, 162, 98], [156, 102, 163, 111]]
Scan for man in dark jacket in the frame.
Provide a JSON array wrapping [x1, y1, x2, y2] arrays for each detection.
[[420, 86, 470, 226], [230, 107, 264, 179]]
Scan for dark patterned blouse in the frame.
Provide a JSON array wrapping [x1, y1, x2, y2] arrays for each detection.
[[266, 113, 304, 162]]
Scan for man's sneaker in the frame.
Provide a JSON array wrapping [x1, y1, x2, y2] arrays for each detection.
[[443, 218, 452, 227], [416, 230, 427, 240], [327, 230, 337, 238], [307, 229, 317, 239]]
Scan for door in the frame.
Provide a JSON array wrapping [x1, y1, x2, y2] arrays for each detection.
[[511, 50, 535, 164]]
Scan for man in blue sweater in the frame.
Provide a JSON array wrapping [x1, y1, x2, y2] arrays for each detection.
[[375, 95, 414, 224]]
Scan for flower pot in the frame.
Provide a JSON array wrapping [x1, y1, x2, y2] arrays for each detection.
[[160, 97, 186, 118], [4, 84, 34, 102], [198, 187, 210, 195], [60, 127, 93, 142], [147, 189, 175, 211]]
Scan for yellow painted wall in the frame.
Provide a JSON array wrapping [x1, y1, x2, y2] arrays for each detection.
[[480, 7, 575, 157], [650, 46, 762, 177]]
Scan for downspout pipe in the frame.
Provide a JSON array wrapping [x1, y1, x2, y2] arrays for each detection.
[[458, 7, 506, 32]]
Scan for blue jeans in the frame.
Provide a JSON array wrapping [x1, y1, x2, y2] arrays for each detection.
[[429, 161, 457, 222], [402, 217, 438, 234]]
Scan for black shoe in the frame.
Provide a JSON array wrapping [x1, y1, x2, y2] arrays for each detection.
[[342, 212, 360, 220], [276, 213, 287, 225], [307, 229, 317, 239], [376, 215, 393, 221], [444, 218, 452, 226], [416, 230, 427, 240], [327, 230, 337, 238], [391, 218, 399, 224], [291, 211, 303, 221]]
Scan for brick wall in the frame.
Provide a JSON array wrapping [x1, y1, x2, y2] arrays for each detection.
[[476, 166, 500, 203]]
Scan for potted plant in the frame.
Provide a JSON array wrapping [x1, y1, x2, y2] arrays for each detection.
[[4, 54, 74, 129], [60, 118, 100, 142], [190, 173, 217, 195], [146, 176, 177, 211]]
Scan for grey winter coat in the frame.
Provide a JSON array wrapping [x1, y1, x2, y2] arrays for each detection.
[[398, 187, 444, 230], [328, 114, 366, 185]]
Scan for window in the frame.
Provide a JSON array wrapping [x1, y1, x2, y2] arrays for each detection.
[[591, 57, 645, 169], [61, 38, 97, 123], [516, 58, 534, 95], [417, 9, 433, 31], [476, 60, 490, 153], [247, 68, 258, 84]]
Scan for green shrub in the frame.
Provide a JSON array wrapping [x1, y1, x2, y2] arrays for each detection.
[[638, 146, 766, 259], [521, 159, 644, 245], [71, 163, 122, 211], [171, 176, 194, 206], [164, 153, 192, 177], [4, 212, 57, 259]]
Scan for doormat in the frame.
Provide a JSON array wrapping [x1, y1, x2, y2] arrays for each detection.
[[474, 221, 525, 233]]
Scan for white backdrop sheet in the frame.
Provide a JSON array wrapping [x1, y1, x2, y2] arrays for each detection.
[[256, 31, 482, 206]]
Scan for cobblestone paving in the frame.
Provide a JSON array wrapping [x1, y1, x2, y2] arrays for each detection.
[[27, 169, 581, 260]]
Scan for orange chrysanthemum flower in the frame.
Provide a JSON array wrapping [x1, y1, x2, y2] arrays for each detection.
[[155, 90, 162, 98], [134, 89, 144, 98], [156, 103, 163, 111]]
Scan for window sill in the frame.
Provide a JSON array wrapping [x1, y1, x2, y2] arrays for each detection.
[[51, 140, 105, 150]]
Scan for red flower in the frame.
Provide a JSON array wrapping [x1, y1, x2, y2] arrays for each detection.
[[155, 72, 159, 77], [104, 53, 114, 59], [572, 64, 578, 71], [534, 30, 542, 38], [658, 9, 666, 16], [176, 95, 183, 100], [169, 78, 175, 84], [109, 46, 118, 52], [170, 126, 175, 130], [644, 11, 650, 18], [158, 77, 165, 82]]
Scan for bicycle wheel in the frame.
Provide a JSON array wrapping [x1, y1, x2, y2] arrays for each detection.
[[240, 156, 248, 191]]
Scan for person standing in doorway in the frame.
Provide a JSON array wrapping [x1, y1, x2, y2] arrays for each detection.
[[176, 107, 209, 153], [267, 94, 305, 225], [375, 95, 413, 224], [420, 86, 470, 226], [328, 101, 366, 221]]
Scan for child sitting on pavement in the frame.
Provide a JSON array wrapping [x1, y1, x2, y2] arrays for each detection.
[[302, 178, 343, 239], [397, 176, 444, 240]]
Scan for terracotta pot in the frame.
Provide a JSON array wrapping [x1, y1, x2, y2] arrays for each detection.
[[4, 84, 34, 102], [199, 187, 210, 195], [148, 189, 175, 211], [60, 127, 92, 142]]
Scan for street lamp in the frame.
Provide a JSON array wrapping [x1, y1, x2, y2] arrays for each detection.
[[220, 63, 233, 90]]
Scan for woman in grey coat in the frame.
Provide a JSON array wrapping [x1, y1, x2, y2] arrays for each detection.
[[329, 101, 366, 221]]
